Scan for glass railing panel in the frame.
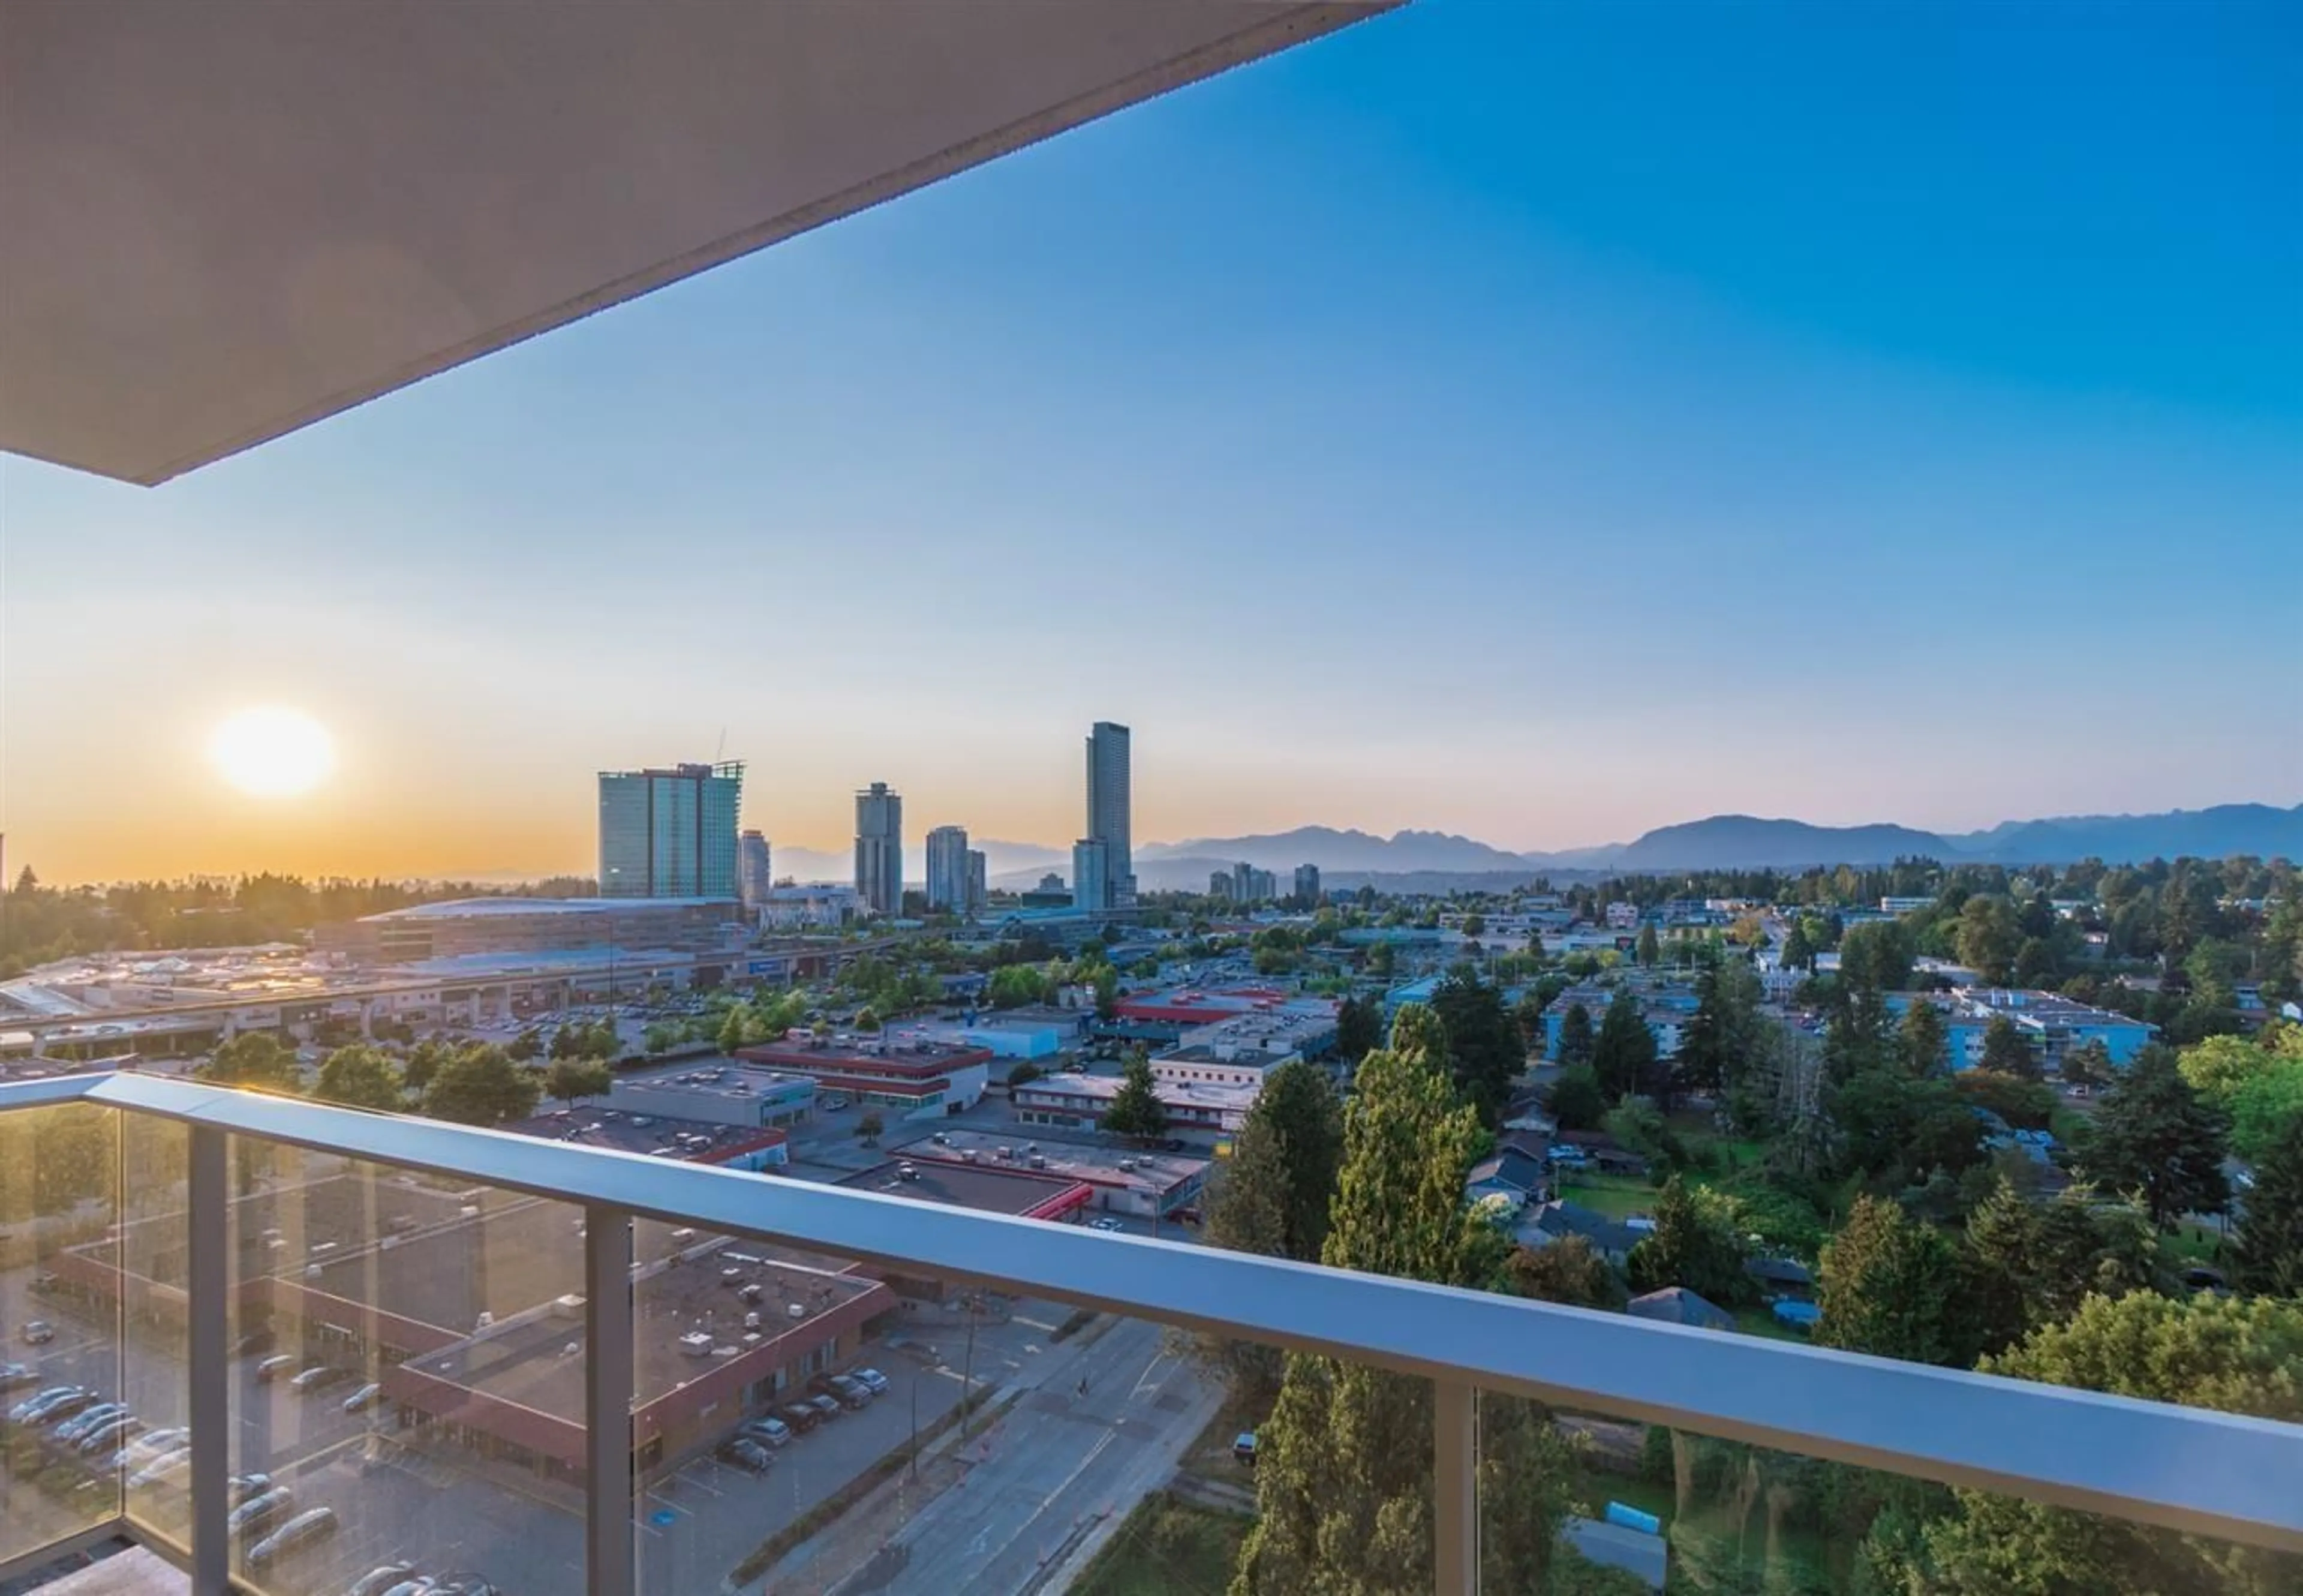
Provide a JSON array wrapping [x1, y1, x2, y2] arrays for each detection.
[[0, 1101, 124, 1566], [1475, 1382, 2303, 1595], [116, 1111, 191, 1558], [627, 1226, 1343, 1596], [223, 1135, 588, 1595]]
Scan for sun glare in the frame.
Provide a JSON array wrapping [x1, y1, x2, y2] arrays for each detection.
[[209, 707, 335, 798]]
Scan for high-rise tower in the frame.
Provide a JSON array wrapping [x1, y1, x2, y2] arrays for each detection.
[[1084, 722, 1134, 907], [597, 762, 743, 898], [853, 782, 903, 915]]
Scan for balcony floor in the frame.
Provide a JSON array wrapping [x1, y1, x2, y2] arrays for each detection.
[[11, 1547, 184, 1596]]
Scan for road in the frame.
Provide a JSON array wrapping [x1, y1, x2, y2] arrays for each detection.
[[841, 1314, 1220, 1596]]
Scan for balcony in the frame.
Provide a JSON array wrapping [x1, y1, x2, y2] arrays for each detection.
[[2, 1072, 2298, 1596]]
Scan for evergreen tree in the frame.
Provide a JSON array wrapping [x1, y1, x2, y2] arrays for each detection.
[[1503, 1236, 1625, 1309], [1101, 1050, 1169, 1141], [1207, 1060, 1345, 1267], [1625, 1176, 1751, 1307], [311, 1044, 405, 1112], [2231, 1131, 2303, 1297], [1978, 1014, 2039, 1080], [1635, 923, 1660, 968], [1781, 919, 1815, 973], [1962, 1179, 2159, 1356], [1591, 988, 1656, 1103], [2079, 1044, 2230, 1228], [1898, 1294, 2303, 1594], [1556, 1003, 1595, 1069], [1896, 998, 1948, 1078], [1233, 1006, 1535, 1595], [1815, 1195, 1973, 1366], [1676, 965, 1728, 1096], [1431, 965, 1522, 1129], [1334, 994, 1382, 1063]]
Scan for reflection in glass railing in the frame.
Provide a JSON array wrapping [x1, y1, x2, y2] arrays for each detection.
[[0, 1102, 125, 1569], [220, 1139, 586, 1596]]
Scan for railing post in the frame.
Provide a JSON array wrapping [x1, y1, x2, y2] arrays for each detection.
[[1433, 1379, 1476, 1596], [586, 1206, 635, 1596], [187, 1124, 230, 1595]]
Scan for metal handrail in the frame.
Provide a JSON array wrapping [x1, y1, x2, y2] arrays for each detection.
[[4, 1071, 2300, 1555]]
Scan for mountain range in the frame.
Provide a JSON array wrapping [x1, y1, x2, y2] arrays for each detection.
[[766, 804, 2299, 888]]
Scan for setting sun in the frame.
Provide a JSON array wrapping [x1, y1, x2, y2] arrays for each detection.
[[208, 707, 335, 798]]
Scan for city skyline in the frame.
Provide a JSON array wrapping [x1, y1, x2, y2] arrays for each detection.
[[2, 3, 2297, 885]]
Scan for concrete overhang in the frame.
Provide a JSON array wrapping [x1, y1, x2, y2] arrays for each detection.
[[0, 0, 1395, 485]]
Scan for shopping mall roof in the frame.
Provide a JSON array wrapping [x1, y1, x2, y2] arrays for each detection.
[[1, 1, 1396, 486], [362, 896, 735, 921]]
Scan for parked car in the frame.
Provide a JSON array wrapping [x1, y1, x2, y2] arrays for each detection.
[[343, 1562, 418, 1596], [847, 1367, 889, 1396], [0, 1361, 40, 1393], [377, 1580, 438, 1596], [431, 1576, 500, 1596], [246, 1505, 339, 1568], [777, 1402, 820, 1433], [804, 1394, 842, 1423], [1088, 1216, 1125, 1233], [10, 1386, 92, 1425], [52, 1402, 130, 1443], [290, 1364, 353, 1395], [74, 1414, 143, 1455], [227, 1471, 275, 1505], [808, 1372, 869, 1408], [255, 1354, 300, 1382], [341, 1381, 385, 1413], [232, 1328, 277, 1358], [19, 1320, 55, 1345], [126, 1450, 193, 1490], [739, 1416, 793, 1448], [1233, 1431, 1258, 1466], [228, 1486, 297, 1539], [717, 1437, 774, 1474]]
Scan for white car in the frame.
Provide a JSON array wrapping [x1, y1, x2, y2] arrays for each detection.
[[1088, 1217, 1126, 1233]]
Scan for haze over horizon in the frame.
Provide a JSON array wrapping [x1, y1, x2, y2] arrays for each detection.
[[4, 2, 2297, 885]]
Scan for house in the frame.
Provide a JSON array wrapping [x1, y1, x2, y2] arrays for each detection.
[[1466, 1147, 1550, 1211], [1744, 1256, 1814, 1294], [1626, 1287, 1734, 1331], [1517, 1200, 1641, 1269]]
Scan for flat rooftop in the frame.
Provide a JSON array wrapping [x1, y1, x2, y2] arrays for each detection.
[[504, 1108, 789, 1162], [363, 896, 736, 921], [895, 1129, 1208, 1195], [834, 1157, 1090, 1218]]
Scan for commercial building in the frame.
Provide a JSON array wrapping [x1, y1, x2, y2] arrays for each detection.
[[598, 762, 744, 900], [853, 782, 903, 915], [918, 1006, 1091, 1060], [756, 883, 865, 930], [1156, 999, 1339, 1084], [734, 1034, 994, 1120], [1937, 988, 2157, 1073], [1072, 837, 1111, 912], [506, 1107, 793, 1170], [925, 825, 972, 912], [317, 896, 745, 964], [966, 849, 988, 911], [1084, 721, 1135, 907], [1294, 862, 1322, 905], [739, 830, 773, 909], [894, 1129, 1209, 1221], [1009, 1071, 1259, 1139], [604, 1064, 817, 1132]]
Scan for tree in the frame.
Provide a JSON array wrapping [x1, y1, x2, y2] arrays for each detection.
[[2232, 1128, 2303, 1296], [1840, 919, 1915, 993], [1101, 1051, 1169, 1141], [506, 1027, 542, 1063], [853, 1006, 882, 1033], [1780, 919, 1815, 973], [1626, 1176, 1752, 1307], [1546, 1066, 1606, 1132], [1204, 1060, 1345, 1403], [1815, 1194, 1971, 1366], [1093, 965, 1120, 1023], [1461, 912, 1486, 938], [2227, 1058, 2303, 1167], [1590, 988, 1656, 1103], [1962, 1179, 2160, 1356], [2079, 1045, 2230, 1228], [1828, 1069, 1989, 1189], [311, 1045, 405, 1111], [545, 1057, 612, 1104], [1977, 1015, 2039, 1080], [1207, 1060, 1345, 1266], [1555, 1003, 1595, 1069], [1676, 966, 1728, 1097], [1335, 995, 1382, 1063], [1232, 1006, 1520, 1595], [422, 1044, 541, 1127], [1955, 895, 2023, 985], [1502, 1236, 1625, 1310], [1897, 999, 1947, 1078], [197, 1032, 302, 1093], [1635, 923, 1660, 968], [856, 1110, 885, 1146], [1431, 966, 1522, 1129], [2060, 1037, 2113, 1087], [2176, 1034, 2275, 1102], [1897, 1294, 2303, 1594]]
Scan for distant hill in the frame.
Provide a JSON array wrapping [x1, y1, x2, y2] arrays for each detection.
[[1136, 826, 1531, 874], [1944, 804, 2303, 864], [1561, 816, 1956, 872]]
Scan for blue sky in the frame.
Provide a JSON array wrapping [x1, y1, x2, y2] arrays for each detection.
[[5, 0, 2298, 882]]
